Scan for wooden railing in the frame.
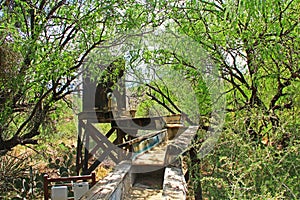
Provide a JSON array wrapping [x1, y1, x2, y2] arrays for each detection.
[[80, 161, 131, 200], [43, 172, 96, 200], [117, 129, 167, 157]]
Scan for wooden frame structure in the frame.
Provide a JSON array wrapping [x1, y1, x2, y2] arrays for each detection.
[[75, 110, 166, 175], [76, 111, 125, 175], [43, 172, 96, 200], [77, 60, 130, 175], [76, 60, 183, 175]]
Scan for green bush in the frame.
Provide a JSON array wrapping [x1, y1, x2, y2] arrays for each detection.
[[0, 142, 77, 199], [47, 142, 77, 177], [0, 154, 44, 199], [193, 124, 300, 199]]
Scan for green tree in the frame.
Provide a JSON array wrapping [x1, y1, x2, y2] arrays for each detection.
[[0, 0, 158, 154], [163, 0, 299, 198], [170, 0, 299, 135]]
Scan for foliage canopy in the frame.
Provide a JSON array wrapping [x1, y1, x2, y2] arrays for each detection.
[[0, 0, 299, 198]]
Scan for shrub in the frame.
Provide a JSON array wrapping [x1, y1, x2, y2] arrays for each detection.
[[191, 119, 300, 199]]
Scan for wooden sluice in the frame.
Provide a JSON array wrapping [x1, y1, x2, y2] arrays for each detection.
[[79, 126, 199, 200]]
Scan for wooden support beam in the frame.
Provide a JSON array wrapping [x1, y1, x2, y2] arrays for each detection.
[[81, 122, 128, 174], [76, 119, 84, 174], [83, 123, 90, 174], [111, 116, 165, 130], [105, 127, 116, 138], [117, 129, 167, 148]]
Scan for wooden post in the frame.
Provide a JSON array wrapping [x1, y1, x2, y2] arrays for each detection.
[[43, 174, 49, 200], [115, 129, 125, 145], [76, 119, 83, 175], [91, 172, 96, 186], [83, 124, 90, 175]]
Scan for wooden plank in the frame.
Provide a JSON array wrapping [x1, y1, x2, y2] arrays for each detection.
[[88, 128, 125, 163], [76, 119, 84, 174], [85, 123, 115, 149], [125, 188, 163, 200], [87, 145, 116, 174], [80, 161, 131, 200], [162, 167, 187, 200], [88, 143, 102, 157], [165, 126, 199, 165], [105, 127, 116, 138], [87, 126, 125, 163], [112, 116, 166, 130], [132, 126, 198, 168], [78, 111, 113, 122], [117, 129, 167, 148], [83, 127, 90, 174]]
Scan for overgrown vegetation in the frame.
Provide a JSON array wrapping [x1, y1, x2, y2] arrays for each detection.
[[0, 143, 76, 199], [0, 0, 299, 199], [187, 110, 300, 199], [0, 100, 78, 199], [167, 1, 300, 198]]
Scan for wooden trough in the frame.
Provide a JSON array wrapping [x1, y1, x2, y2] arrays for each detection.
[[79, 126, 199, 200]]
